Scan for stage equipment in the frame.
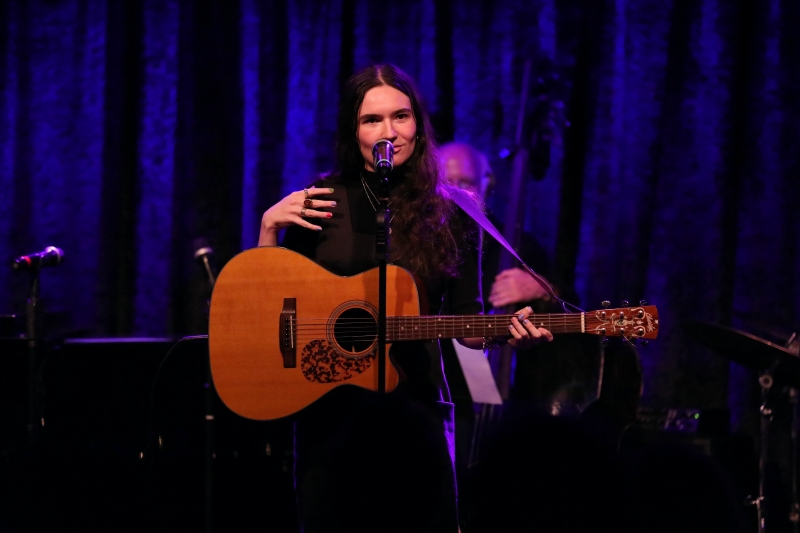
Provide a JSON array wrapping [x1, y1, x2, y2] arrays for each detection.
[[193, 237, 217, 291], [10, 247, 65, 444], [0, 336, 296, 531], [372, 139, 393, 174], [12, 246, 64, 271], [684, 321, 800, 533]]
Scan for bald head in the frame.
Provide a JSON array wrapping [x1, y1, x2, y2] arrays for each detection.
[[440, 142, 493, 199]]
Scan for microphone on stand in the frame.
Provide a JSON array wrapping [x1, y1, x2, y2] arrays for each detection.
[[192, 238, 217, 291], [191, 238, 218, 527], [372, 139, 394, 176], [369, 142, 393, 395], [12, 246, 64, 271]]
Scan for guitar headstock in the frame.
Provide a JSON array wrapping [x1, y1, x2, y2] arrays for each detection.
[[584, 303, 659, 340]]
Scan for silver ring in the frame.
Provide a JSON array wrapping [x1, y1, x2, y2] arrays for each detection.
[[300, 208, 307, 217], [303, 188, 309, 198]]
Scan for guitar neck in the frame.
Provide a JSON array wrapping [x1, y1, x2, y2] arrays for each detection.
[[386, 304, 659, 342], [387, 313, 585, 342]]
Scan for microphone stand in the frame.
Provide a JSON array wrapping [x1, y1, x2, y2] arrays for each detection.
[[188, 239, 217, 532], [26, 269, 42, 445], [197, 246, 216, 533], [375, 169, 390, 393], [787, 333, 800, 532], [790, 387, 799, 533], [752, 365, 777, 533]]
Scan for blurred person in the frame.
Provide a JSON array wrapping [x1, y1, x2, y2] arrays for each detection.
[[440, 142, 553, 310], [439, 141, 596, 417]]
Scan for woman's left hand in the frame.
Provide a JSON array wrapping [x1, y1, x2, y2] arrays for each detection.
[[507, 306, 553, 349]]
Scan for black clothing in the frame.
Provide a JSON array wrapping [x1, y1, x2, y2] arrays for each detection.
[[479, 213, 559, 312], [478, 217, 599, 414], [281, 170, 482, 533], [283, 171, 482, 319]]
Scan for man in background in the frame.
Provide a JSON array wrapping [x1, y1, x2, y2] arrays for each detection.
[[440, 141, 598, 417]]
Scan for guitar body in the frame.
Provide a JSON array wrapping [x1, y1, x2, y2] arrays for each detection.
[[209, 247, 412, 421]]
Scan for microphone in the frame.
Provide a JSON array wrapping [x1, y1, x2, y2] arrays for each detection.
[[372, 139, 394, 176], [12, 246, 64, 271], [192, 237, 217, 290]]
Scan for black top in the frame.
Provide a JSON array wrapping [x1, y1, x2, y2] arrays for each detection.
[[281, 170, 483, 400], [283, 170, 483, 313]]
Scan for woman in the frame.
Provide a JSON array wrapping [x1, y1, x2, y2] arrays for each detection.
[[259, 64, 552, 532]]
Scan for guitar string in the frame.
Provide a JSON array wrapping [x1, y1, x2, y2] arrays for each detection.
[[290, 322, 588, 330], [289, 318, 589, 323], [289, 318, 625, 335], [284, 313, 646, 341], [288, 314, 590, 322], [289, 320, 597, 336], [280, 311, 642, 338], [291, 322, 591, 330], [289, 318, 594, 327], [283, 308, 644, 322], [286, 308, 646, 320], [290, 325, 594, 336], [290, 331, 636, 343], [289, 317, 590, 325]]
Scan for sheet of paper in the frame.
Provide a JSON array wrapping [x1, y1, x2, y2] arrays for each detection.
[[452, 340, 503, 405]]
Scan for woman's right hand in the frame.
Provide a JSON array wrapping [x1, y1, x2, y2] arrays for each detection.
[[258, 186, 337, 246]]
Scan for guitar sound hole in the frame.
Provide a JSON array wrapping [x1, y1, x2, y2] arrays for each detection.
[[333, 307, 377, 356]]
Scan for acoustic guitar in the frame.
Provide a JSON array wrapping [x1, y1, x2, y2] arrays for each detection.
[[208, 246, 659, 421]]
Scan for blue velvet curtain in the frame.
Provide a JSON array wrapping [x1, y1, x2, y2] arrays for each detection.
[[1, 0, 799, 432]]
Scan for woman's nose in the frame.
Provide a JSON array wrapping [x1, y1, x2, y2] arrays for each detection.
[[380, 120, 397, 140]]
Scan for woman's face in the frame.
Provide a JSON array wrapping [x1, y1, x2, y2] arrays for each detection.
[[357, 85, 417, 171]]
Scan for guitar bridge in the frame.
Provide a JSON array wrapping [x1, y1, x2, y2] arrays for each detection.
[[280, 298, 296, 368]]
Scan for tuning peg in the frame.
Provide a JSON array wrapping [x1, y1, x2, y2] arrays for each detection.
[[639, 300, 648, 306], [602, 337, 609, 346], [601, 300, 610, 308], [622, 300, 629, 307], [641, 340, 649, 346]]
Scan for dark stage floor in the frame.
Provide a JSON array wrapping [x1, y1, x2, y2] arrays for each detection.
[[0, 336, 781, 532]]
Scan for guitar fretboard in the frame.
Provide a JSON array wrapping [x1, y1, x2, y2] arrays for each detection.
[[387, 313, 585, 341]]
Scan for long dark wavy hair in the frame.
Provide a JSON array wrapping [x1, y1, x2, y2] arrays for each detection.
[[334, 64, 466, 279]]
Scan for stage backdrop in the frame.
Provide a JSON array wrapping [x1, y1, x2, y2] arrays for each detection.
[[1, 0, 798, 432]]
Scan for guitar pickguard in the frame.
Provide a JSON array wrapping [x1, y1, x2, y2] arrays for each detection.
[[300, 339, 376, 384]]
